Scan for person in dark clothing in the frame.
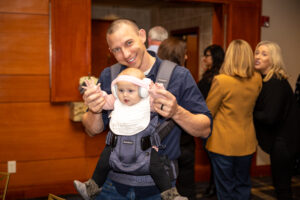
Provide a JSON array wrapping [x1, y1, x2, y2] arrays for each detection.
[[158, 37, 197, 200], [253, 41, 300, 200], [198, 45, 225, 99], [197, 44, 224, 198], [295, 74, 300, 106]]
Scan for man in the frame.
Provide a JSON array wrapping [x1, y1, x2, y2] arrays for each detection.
[[147, 26, 168, 55], [82, 19, 212, 200]]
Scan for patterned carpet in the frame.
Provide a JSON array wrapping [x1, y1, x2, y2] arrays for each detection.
[[29, 175, 300, 200], [196, 175, 300, 200]]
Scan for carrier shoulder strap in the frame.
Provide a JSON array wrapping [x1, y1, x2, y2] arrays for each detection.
[[110, 63, 122, 81], [155, 60, 177, 141], [156, 60, 176, 89]]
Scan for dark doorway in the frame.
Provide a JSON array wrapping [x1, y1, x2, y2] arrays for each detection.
[[171, 27, 199, 82]]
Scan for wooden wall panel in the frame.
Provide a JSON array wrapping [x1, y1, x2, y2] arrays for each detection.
[[0, 75, 50, 102], [91, 20, 116, 78], [0, 157, 99, 199], [227, 0, 261, 49], [85, 130, 108, 157], [0, 158, 87, 187], [0, 103, 87, 161], [212, 4, 224, 46], [0, 0, 48, 15], [51, 0, 91, 102], [0, 14, 49, 75]]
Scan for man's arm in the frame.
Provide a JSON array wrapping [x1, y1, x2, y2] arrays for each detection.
[[172, 106, 211, 138], [153, 89, 211, 138], [82, 84, 107, 136], [82, 111, 104, 137]]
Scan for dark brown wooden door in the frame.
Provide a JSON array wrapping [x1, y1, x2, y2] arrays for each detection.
[[51, 0, 91, 102], [91, 20, 116, 78], [186, 35, 199, 81], [226, 0, 261, 50]]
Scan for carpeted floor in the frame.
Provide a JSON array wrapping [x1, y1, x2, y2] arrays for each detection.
[[29, 175, 300, 200], [196, 175, 300, 200]]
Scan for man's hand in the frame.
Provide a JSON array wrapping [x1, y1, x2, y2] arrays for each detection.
[[152, 89, 178, 118], [152, 87, 211, 138], [82, 80, 105, 114]]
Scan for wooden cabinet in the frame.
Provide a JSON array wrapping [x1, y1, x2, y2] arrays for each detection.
[[51, 0, 91, 102]]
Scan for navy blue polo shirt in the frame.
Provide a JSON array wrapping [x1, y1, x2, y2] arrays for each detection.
[[98, 56, 212, 160]]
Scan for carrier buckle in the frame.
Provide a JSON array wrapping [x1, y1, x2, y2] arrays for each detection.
[[110, 133, 118, 148], [141, 135, 151, 151]]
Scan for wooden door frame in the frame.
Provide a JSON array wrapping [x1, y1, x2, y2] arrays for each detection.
[[170, 27, 199, 81]]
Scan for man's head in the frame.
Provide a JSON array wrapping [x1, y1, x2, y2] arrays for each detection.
[[106, 19, 150, 71], [148, 26, 168, 46]]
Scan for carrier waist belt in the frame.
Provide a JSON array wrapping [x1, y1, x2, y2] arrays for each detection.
[[107, 159, 178, 187]]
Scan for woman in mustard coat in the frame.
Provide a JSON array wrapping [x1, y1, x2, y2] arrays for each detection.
[[205, 39, 262, 200]]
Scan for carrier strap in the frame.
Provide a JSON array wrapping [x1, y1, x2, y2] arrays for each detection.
[[155, 60, 176, 89]]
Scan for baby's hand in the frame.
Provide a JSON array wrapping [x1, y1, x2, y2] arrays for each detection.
[[149, 82, 166, 99], [83, 79, 102, 94]]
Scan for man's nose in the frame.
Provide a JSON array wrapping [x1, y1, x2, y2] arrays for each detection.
[[123, 48, 130, 58]]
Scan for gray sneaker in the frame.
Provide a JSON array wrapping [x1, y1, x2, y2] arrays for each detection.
[[73, 180, 90, 200]]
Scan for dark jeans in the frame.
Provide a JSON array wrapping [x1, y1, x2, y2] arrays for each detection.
[[95, 178, 161, 200], [270, 137, 293, 200], [177, 133, 196, 199], [92, 145, 112, 187], [209, 152, 253, 200]]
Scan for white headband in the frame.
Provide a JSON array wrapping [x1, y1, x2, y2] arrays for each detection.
[[111, 75, 151, 90]]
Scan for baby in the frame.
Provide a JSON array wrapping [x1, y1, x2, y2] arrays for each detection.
[[74, 68, 187, 200]]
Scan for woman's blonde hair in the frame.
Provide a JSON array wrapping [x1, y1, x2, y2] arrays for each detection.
[[220, 39, 254, 78], [255, 41, 288, 82]]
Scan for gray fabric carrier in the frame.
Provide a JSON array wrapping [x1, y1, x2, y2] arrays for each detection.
[[106, 115, 161, 175], [106, 60, 178, 186]]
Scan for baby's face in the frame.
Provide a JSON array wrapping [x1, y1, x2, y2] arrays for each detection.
[[116, 81, 141, 106]]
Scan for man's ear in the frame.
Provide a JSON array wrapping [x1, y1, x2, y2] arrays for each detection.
[[138, 29, 146, 43]]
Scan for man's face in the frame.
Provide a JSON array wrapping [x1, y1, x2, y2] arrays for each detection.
[[107, 24, 147, 70], [116, 81, 141, 106]]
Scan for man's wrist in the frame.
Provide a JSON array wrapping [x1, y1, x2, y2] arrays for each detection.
[[88, 109, 102, 114]]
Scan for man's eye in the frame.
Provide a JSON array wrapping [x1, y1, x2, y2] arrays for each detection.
[[112, 48, 120, 53], [126, 40, 133, 46]]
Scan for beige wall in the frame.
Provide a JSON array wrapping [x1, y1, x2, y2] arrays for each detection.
[[261, 0, 300, 90]]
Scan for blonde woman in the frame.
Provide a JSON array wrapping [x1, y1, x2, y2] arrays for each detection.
[[254, 41, 300, 200], [205, 39, 262, 200]]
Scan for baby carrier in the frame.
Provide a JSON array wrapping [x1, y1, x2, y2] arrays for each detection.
[[106, 114, 167, 175], [105, 60, 178, 186]]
